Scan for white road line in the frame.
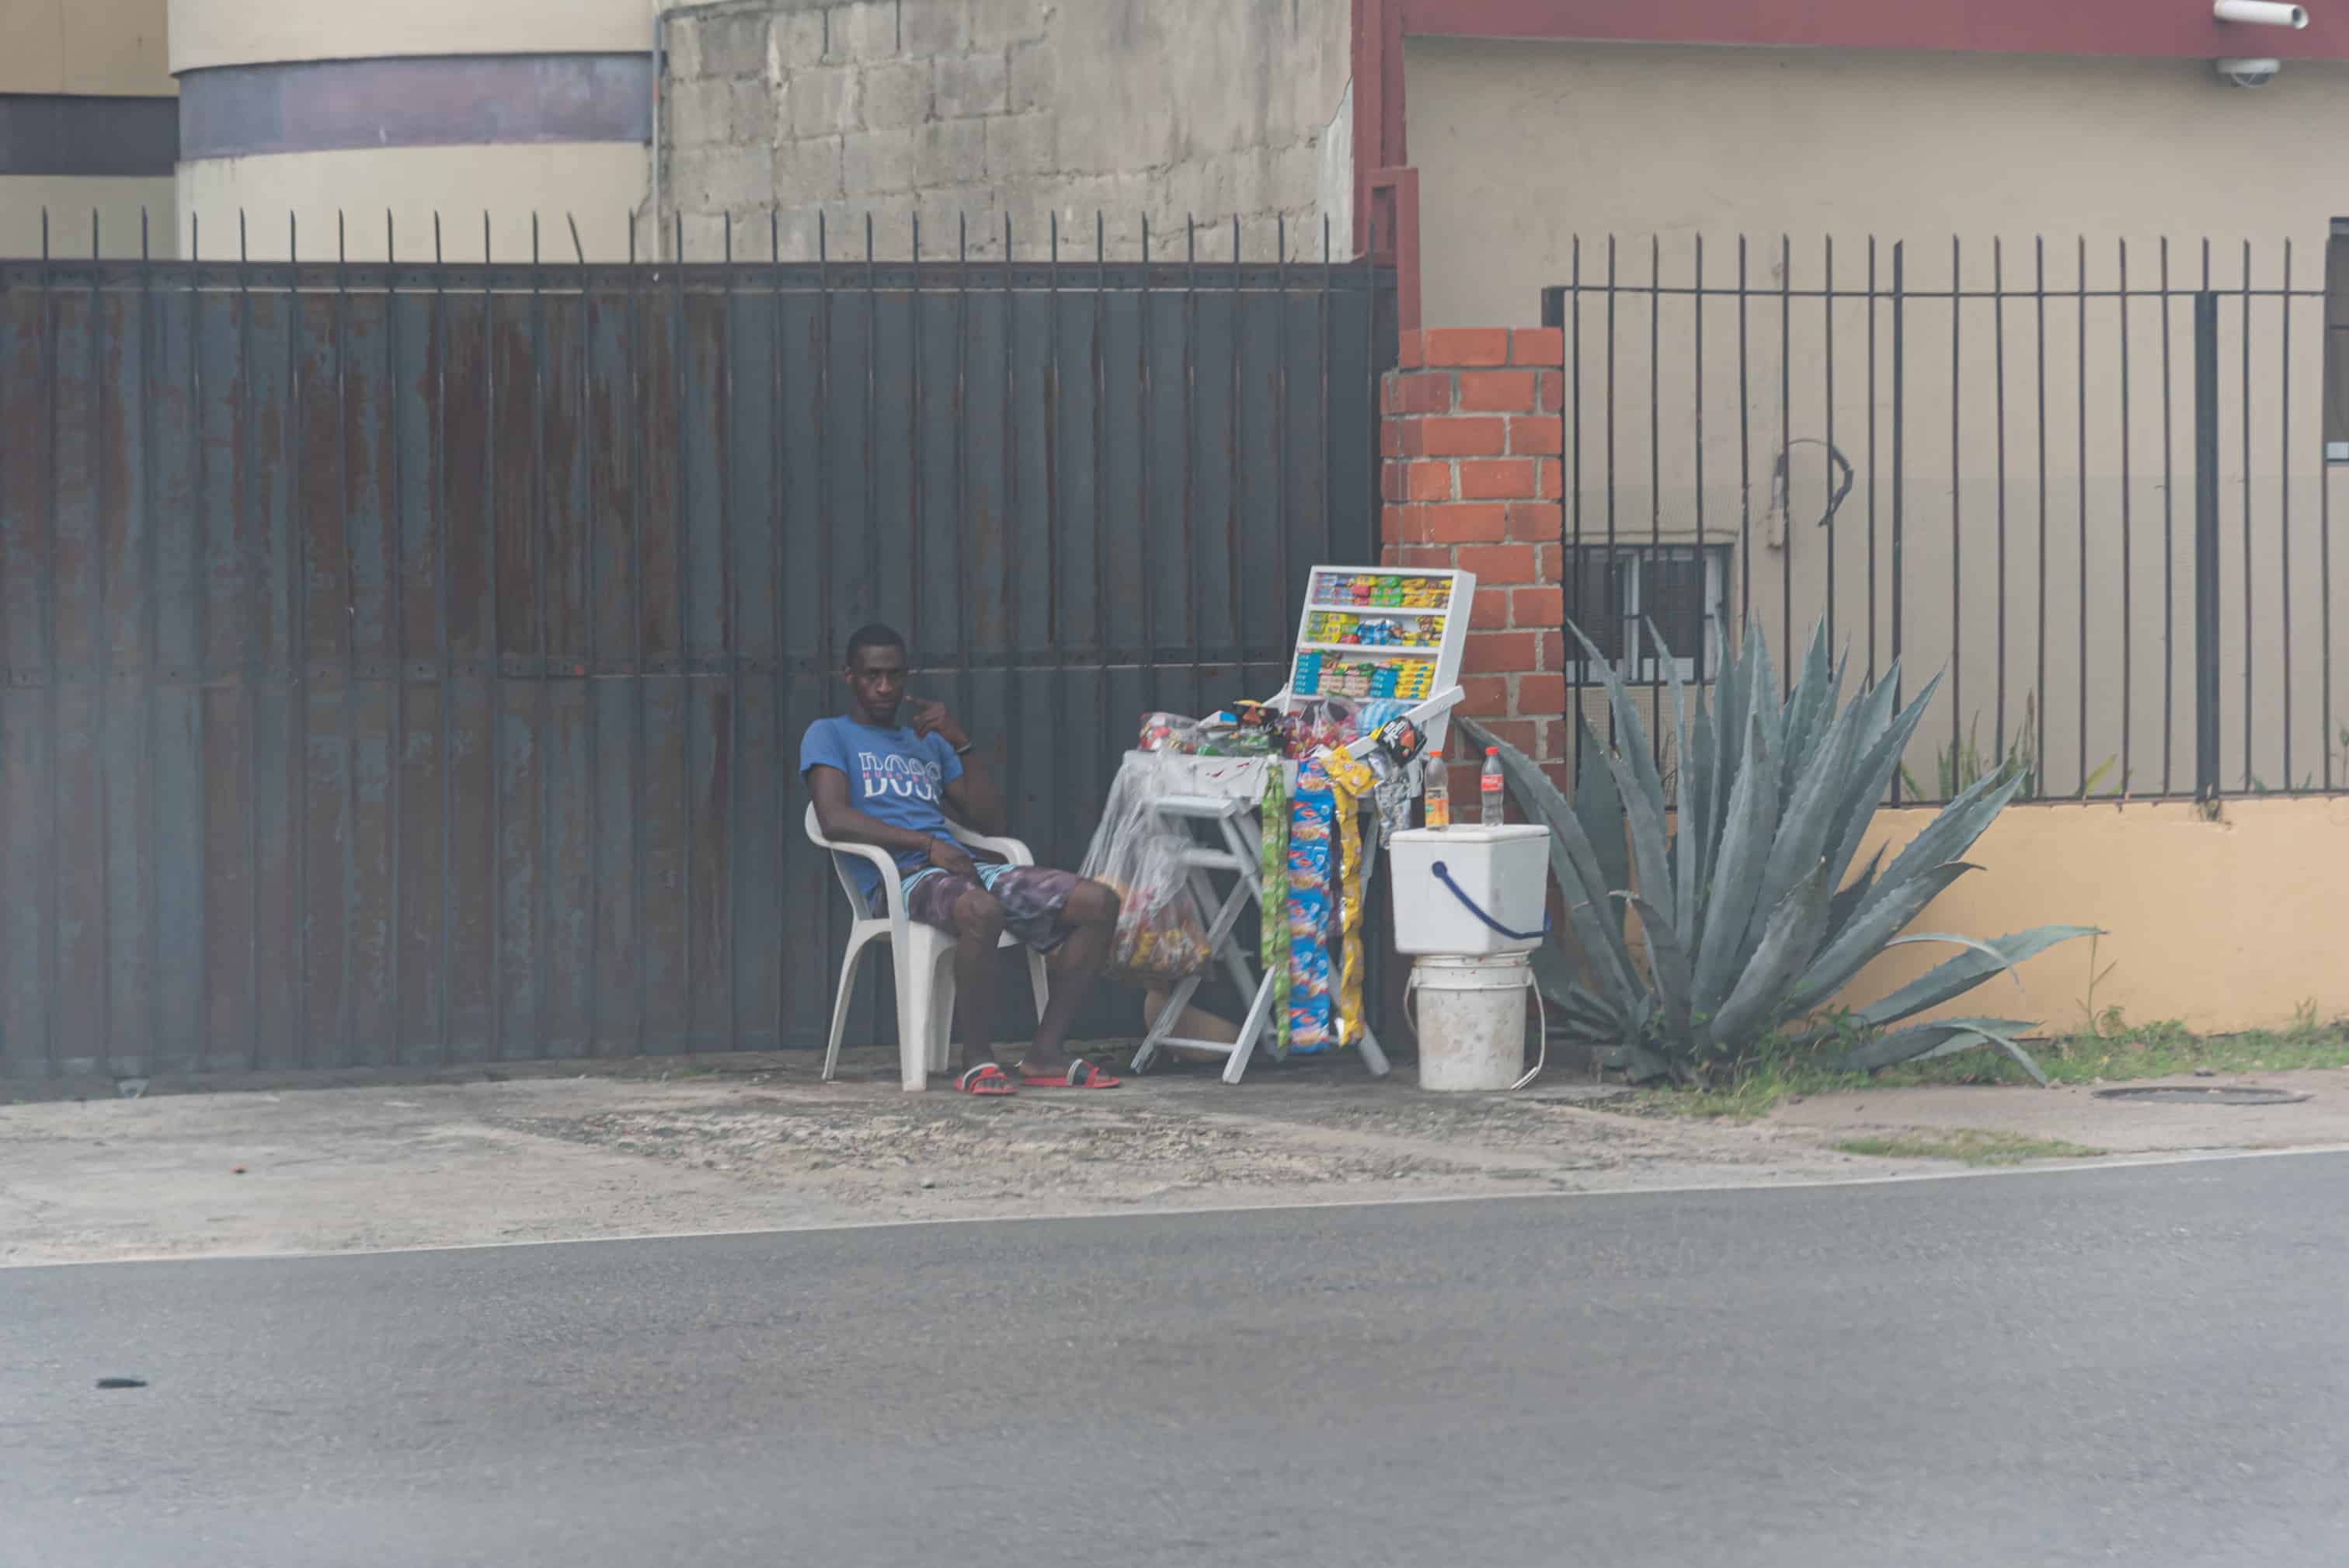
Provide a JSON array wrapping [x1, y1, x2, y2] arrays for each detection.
[[10, 1141, 2349, 1271]]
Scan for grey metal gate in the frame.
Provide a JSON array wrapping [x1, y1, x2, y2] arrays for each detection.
[[0, 220, 1390, 1078]]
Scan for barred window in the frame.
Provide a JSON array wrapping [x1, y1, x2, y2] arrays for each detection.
[[2326, 218, 2349, 463], [1564, 544, 1731, 682]]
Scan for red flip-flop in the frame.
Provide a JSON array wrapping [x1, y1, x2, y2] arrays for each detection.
[[1019, 1057, 1122, 1090], [958, 1062, 1018, 1096]]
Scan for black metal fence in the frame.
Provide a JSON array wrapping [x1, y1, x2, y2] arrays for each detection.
[[0, 212, 1390, 1080], [1543, 235, 2349, 805]]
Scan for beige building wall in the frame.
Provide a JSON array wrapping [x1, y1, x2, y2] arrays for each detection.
[[660, 0, 1352, 261], [168, 0, 650, 71], [169, 0, 653, 262], [1840, 795, 2349, 1036], [176, 147, 651, 264], [2, 0, 177, 258], [0, 176, 175, 257], [1416, 40, 2349, 801]]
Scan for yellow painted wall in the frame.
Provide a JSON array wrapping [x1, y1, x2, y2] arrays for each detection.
[[2, 0, 172, 95], [169, 0, 652, 72], [176, 145, 648, 262], [1836, 795, 2349, 1034]]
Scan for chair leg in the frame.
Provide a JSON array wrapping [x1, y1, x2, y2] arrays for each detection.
[[1028, 949, 1051, 1024], [823, 929, 883, 1082], [928, 944, 960, 1075], [900, 934, 941, 1093]]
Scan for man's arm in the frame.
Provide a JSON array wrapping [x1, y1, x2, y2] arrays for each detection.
[[806, 765, 976, 879], [914, 701, 1007, 837], [940, 748, 1006, 839]]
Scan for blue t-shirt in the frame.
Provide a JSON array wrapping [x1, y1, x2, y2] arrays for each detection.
[[800, 716, 965, 899]]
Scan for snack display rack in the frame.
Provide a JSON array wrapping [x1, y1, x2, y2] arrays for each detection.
[[1286, 565, 1474, 753], [1122, 565, 1474, 1082]]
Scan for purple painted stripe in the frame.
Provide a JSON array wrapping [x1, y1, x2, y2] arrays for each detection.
[[178, 53, 652, 161], [0, 96, 178, 178]]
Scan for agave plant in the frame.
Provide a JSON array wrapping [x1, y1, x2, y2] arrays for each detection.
[[1460, 619, 2094, 1086]]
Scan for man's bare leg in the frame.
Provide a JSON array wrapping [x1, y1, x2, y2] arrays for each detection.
[[1021, 880, 1121, 1077], [951, 888, 1006, 1076]]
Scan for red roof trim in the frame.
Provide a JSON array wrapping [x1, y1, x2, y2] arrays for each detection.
[[1401, 0, 2349, 60]]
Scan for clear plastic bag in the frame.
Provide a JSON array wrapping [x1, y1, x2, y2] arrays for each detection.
[[1136, 711, 1199, 753], [1081, 753, 1214, 985]]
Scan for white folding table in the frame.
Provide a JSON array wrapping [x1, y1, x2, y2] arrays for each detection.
[[1125, 764, 1393, 1085]]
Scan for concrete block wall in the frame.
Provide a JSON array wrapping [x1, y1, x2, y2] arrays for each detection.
[[659, 0, 1350, 261]]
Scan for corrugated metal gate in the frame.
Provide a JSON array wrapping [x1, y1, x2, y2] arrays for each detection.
[[0, 233, 1390, 1078]]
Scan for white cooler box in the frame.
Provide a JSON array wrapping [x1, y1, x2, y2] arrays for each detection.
[[1387, 824, 1551, 955]]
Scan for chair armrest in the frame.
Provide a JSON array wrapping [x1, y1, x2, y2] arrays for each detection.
[[948, 821, 1036, 868], [809, 824, 913, 928]]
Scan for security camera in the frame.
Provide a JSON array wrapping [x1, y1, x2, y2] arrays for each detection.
[[2216, 56, 2284, 85]]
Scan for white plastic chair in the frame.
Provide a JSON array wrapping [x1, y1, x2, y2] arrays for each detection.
[[806, 803, 1051, 1092]]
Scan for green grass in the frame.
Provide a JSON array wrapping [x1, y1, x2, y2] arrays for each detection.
[[1627, 1009, 2349, 1121], [1829, 1128, 2107, 1166]]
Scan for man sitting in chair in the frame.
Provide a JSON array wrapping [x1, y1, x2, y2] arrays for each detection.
[[802, 623, 1123, 1095]]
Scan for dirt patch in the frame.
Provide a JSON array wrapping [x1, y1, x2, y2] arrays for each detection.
[[12, 1049, 2340, 1267]]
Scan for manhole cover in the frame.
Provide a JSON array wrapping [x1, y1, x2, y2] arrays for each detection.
[[2092, 1084, 2311, 1106]]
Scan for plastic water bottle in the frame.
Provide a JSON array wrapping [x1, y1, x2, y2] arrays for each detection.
[[1480, 747, 1505, 826], [1422, 756, 1451, 829]]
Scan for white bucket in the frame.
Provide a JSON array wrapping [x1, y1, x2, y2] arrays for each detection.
[[1408, 953, 1533, 1092]]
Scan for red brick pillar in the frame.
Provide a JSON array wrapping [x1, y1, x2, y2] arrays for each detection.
[[1380, 326, 1568, 791]]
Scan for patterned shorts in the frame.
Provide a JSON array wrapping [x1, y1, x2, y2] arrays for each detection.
[[903, 861, 1085, 954]]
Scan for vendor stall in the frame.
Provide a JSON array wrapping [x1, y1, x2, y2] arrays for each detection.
[[1081, 566, 1476, 1083]]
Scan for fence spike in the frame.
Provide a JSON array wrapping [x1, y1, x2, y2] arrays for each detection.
[[912, 210, 921, 262], [484, 212, 492, 264], [1049, 208, 1057, 264], [673, 209, 682, 263], [189, 212, 197, 263], [568, 213, 584, 266], [141, 207, 149, 262], [865, 210, 874, 262], [722, 210, 731, 263], [771, 208, 781, 263], [1232, 213, 1240, 263], [433, 211, 444, 266], [91, 207, 99, 259], [238, 209, 248, 262], [387, 209, 395, 263], [338, 210, 347, 264], [288, 210, 296, 262]]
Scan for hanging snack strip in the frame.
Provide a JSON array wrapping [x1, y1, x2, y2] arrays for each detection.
[[1329, 772, 1366, 1048], [1258, 763, 1290, 1055], [1285, 774, 1338, 1054]]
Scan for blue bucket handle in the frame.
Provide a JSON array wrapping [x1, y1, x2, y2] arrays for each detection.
[[1429, 860, 1551, 943]]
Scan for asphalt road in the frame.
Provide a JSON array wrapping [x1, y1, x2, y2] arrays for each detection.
[[6, 1154, 2347, 1568]]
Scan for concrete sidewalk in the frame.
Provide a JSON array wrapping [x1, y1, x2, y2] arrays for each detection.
[[6, 1046, 2346, 1265]]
